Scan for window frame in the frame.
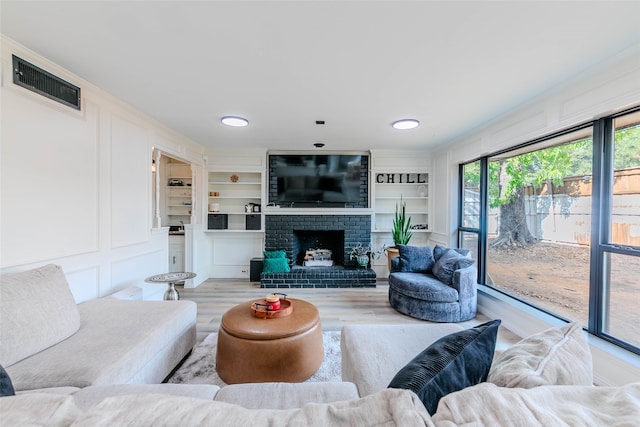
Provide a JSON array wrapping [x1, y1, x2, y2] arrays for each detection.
[[459, 106, 640, 355]]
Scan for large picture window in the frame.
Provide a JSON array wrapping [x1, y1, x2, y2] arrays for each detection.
[[460, 108, 640, 354]]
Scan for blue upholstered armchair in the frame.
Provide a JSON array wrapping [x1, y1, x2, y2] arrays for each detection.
[[388, 245, 478, 323]]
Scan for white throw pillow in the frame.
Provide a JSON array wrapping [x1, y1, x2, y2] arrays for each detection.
[[487, 322, 593, 388]]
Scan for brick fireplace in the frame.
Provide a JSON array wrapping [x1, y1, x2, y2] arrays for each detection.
[[261, 214, 376, 288]]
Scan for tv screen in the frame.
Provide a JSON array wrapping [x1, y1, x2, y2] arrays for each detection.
[[271, 154, 362, 204]]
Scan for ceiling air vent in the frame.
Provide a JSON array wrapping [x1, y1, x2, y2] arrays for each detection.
[[12, 55, 81, 110]]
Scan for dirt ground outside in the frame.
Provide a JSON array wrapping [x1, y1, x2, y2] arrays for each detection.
[[486, 241, 639, 347]]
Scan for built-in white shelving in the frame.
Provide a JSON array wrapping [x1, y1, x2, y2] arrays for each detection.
[[207, 171, 263, 231], [372, 171, 430, 233], [165, 162, 193, 225]]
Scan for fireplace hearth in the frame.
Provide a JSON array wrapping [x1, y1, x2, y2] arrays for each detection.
[[261, 214, 376, 288]]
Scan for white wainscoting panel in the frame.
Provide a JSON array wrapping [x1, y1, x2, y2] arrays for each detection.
[[64, 265, 101, 303], [110, 114, 151, 248], [209, 233, 263, 278], [111, 249, 167, 300], [0, 88, 100, 267]]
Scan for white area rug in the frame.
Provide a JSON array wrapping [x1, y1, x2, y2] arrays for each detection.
[[167, 331, 342, 386]]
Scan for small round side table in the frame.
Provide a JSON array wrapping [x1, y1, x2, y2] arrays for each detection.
[[144, 272, 196, 301]]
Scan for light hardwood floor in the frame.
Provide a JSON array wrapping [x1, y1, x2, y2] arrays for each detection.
[[178, 279, 521, 350]]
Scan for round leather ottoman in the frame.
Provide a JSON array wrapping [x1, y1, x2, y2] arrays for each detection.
[[216, 298, 323, 384]]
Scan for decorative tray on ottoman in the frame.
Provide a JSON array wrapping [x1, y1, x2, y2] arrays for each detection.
[[250, 294, 293, 319]]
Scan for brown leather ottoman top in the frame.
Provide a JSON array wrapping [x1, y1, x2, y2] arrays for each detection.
[[220, 298, 320, 340], [216, 298, 324, 383]]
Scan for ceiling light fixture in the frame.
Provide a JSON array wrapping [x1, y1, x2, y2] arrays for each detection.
[[392, 119, 420, 130], [221, 116, 249, 127]]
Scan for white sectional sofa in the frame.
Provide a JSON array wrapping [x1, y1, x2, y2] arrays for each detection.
[[0, 264, 196, 391], [2, 264, 640, 425]]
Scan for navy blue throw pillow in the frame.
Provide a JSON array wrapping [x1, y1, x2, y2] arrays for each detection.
[[388, 319, 501, 415], [0, 364, 15, 397], [397, 245, 435, 273]]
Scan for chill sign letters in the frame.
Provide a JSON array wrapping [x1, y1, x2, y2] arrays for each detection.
[[375, 173, 426, 184]]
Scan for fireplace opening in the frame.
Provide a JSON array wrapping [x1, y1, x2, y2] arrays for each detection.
[[292, 230, 345, 267]]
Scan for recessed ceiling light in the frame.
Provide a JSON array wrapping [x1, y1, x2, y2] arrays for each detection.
[[392, 119, 420, 130], [221, 116, 249, 127]]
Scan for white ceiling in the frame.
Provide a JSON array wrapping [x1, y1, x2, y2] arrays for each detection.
[[2, 1, 639, 152]]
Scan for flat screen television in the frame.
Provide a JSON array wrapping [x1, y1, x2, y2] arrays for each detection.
[[270, 154, 362, 205]]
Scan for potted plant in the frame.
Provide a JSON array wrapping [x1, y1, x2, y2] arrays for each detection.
[[387, 197, 412, 271], [349, 243, 385, 268]]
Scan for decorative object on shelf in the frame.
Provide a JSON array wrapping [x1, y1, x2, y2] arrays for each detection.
[[417, 184, 427, 197], [208, 213, 228, 229], [230, 174, 239, 182], [245, 214, 261, 230], [375, 173, 427, 184], [168, 179, 183, 186], [209, 203, 220, 212]]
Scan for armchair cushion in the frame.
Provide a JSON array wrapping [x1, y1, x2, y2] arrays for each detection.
[[388, 273, 459, 303], [432, 249, 475, 285], [397, 245, 435, 273], [434, 245, 470, 261]]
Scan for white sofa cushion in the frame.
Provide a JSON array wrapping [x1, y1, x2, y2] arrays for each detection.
[[487, 322, 593, 388], [433, 382, 640, 426], [214, 381, 359, 409], [6, 298, 196, 390], [0, 264, 80, 366], [72, 384, 219, 410], [341, 323, 463, 397], [0, 393, 80, 427], [71, 388, 433, 427]]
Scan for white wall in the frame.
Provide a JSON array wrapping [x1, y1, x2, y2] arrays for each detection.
[[431, 44, 640, 385], [0, 35, 206, 301]]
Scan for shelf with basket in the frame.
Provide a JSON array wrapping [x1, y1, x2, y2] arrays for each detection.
[[207, 171, 263, 231]]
